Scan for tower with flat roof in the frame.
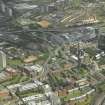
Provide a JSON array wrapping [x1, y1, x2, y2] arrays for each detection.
[[0, 51, 6, 69]]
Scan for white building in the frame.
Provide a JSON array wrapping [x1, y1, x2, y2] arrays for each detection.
[[22, 94, 45, 102], [18, 83, 38, 92], [22, 94, 52, 105], [27, 100, 51, 105], [0, 51, 6, 69]]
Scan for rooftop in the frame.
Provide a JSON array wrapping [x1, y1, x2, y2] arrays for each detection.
[[22, 94, 44, 102]]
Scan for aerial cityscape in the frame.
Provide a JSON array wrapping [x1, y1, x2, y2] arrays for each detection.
[[0, 0, 105, 105]]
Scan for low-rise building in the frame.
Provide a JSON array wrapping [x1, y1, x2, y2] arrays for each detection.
[[22, 94, 45, 102], [26, 100, 51, 105], [76, 78, 89, 86], [7, 83, 21, 92]]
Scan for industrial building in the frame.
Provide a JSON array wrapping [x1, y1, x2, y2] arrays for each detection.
[[22, 64, 44, 77]]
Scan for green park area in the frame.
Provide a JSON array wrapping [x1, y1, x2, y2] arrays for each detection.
[[61, 86, 92, 102], [0, 75, 30, 86], [7, 58, 23, 67]]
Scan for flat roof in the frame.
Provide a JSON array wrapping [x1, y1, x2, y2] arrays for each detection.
[[24, 64, 43, 72], [19, 83, 38, 92], [28, 100, 51, 105]]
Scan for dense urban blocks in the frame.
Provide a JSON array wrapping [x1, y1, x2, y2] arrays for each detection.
[[0, 0, 105, 105]]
